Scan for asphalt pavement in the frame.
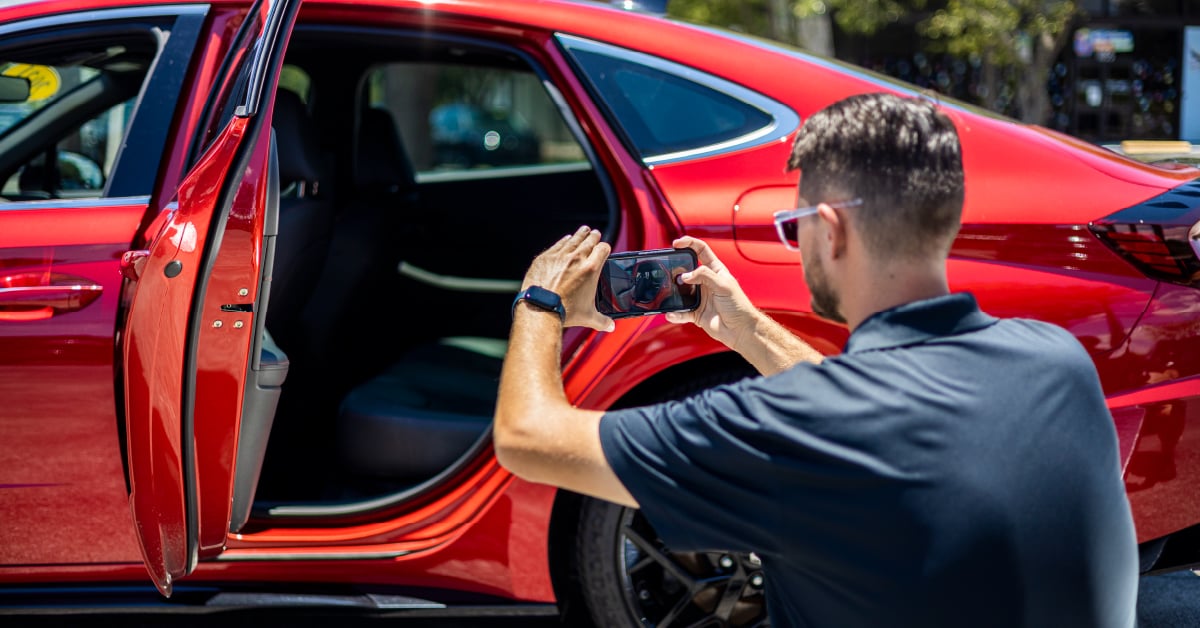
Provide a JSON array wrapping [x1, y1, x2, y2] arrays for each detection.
[[4, 571, 1200, 626], [1137, 570, 1200, 627]]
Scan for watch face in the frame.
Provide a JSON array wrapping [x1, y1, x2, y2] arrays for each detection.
[[514, 285, 564, 321], [528, 285, 561, 307]]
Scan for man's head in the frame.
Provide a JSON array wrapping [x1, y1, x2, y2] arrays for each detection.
[[785, 92, 964, 322]]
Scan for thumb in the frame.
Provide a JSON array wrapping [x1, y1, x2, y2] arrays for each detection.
[[588, 313, 616, 333], [664, 311, 692, 325]]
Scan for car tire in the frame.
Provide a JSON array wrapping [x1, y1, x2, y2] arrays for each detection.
[[572, 367, 771, 628]]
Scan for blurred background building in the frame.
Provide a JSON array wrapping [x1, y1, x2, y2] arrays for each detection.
[[614, 0, 1200, 144]]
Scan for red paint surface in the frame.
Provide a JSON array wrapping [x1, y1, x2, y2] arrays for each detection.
[[0, 204, 147, 567], [0, 0, 1198, 606]]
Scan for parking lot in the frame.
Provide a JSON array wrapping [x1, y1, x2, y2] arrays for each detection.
[[1, 571, 1198, 627]]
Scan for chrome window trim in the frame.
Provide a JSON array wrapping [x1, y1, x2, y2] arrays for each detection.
[[555, 33, 800, 167], [0, 4, 207, 38], [216, 550, 413, 562], [414, 160, 592, 184], [0, 195, 151, 211]]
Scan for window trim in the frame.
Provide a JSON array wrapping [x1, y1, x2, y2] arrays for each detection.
[[0, 4, 208, 202], [555, 33, 799, 166]]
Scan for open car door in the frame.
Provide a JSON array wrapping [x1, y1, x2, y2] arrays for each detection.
[[120, 0, 300, 597]]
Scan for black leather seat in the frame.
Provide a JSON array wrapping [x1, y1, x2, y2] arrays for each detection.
[[328, 107, 497, 484], [337, 337, 502, 481], [294, 106, 418, 379], [266, 89, 335, 354]]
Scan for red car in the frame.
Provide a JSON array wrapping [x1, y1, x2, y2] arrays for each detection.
[[1, 0, 1197, 625]]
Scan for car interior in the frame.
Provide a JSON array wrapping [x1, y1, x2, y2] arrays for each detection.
[[245, 25, 618, 518], [0, 32, 156, 201], [0, 17, 617, 525]]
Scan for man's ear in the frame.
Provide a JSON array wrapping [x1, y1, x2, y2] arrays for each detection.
[[816, 203, 848, 259]]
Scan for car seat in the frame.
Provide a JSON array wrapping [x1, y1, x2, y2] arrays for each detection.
[[265, 88, 335, 355], [328, 107, 499, 487]]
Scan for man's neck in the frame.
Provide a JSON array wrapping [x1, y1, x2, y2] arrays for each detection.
[[842, 259, 950, 332]]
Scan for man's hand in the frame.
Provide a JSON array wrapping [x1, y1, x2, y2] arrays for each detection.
[[495, 225, 636, 508], [666, 235, 825, 375], [665, 235, 760, 349], [523, 225, 615, 332]]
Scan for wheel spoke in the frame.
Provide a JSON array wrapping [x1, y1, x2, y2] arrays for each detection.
[[695, 573, 733, 587], [628, 554, 657, 574], [657, 585, 698, 628], [711, 575, 749, 621], [682, 616, 722, 628], [622, 524, 698, 589]]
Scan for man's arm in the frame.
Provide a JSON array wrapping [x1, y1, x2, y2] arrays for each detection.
[[729, 310, 826, 376], [667, 236, 824, 376], [492, 227, 638, 507]]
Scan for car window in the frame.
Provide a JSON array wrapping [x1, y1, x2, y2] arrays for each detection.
[[364, 62, 586, 176], [278, 63, 311, 105], [0, 6, 202, 205], [0, 58, 143, 201], [557, 34, 797, 166]]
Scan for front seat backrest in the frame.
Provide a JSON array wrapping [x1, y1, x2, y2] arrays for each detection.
[[266, 89, 334, 353]]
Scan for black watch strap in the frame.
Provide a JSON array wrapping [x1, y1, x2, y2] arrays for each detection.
[[512, 285, 566, 322]]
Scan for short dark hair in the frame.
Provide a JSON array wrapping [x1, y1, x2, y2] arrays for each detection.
[[787, 92, 964, 260]]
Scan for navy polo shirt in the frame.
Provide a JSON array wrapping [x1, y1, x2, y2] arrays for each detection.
[[599, 292, 1138, 628]]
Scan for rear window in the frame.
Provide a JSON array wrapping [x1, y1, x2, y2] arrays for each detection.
[[568, 48, 771, 157], [558, 34, 793, 165]]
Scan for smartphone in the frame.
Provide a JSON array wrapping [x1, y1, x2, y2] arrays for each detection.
[[596, 248, 701, 319]]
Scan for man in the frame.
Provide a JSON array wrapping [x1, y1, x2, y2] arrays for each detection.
[[494, 92, 1138, 627]]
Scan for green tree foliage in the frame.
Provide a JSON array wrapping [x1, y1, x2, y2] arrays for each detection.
[[669, 0, 775, 36], [917, 0, 1079, 123], [667, 0, 1081, 125]]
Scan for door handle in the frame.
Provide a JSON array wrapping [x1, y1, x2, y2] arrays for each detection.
[[120, 249, 150, 281], [0, 274, 103, 321]]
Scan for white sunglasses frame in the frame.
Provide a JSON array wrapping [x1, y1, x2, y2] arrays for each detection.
[[772, 198, 863, 251]]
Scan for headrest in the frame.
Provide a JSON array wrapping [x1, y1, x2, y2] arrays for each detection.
[[354, 107, 416, 196], [272, 89, 322, 187]]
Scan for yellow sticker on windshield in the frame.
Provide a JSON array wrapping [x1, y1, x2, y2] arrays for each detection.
[[2, 63, 60, 102]]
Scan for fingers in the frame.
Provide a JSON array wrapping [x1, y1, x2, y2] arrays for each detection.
[[547, 225, 590, 254], [664, 310, 695, 325], [673, 235, 723, 270], [566, 225, 596, 250], [587, 239, 611, 269], [678, 264, 721, 289], [565, 308, 615, 333], [590, 313, 616, 333]]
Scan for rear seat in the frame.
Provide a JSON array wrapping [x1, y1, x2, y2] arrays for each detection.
[[337, 337, 501, 481], [330, 107, 497, 484]]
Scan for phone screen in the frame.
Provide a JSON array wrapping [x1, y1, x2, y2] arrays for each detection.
[[596, 248, 700, 318]]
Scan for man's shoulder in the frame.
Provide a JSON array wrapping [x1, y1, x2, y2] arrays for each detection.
[[993, 315, 1083, 344], [984, 316, 1100, 375]]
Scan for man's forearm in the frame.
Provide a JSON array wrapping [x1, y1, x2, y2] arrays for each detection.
[[495, 303, 568, 446], [492, 303, 638, 507], [733, 310, 825, 376]]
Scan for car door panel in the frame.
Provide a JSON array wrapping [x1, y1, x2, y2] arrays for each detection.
[[0, 4, 205, 571], [120, 0, 300, 596], [0, 202, 147, 568]]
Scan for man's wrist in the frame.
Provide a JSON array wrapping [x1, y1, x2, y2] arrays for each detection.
[[512, 285, 566, 323], [513, 299, 566, 325]]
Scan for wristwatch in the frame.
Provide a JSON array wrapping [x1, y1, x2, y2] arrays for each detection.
[[512, 285, 566, 322]]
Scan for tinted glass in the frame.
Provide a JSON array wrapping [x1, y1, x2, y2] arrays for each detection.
[[0, 37, 153, 202], [568, 48, 772, 159], [365, 62, 586, 175]]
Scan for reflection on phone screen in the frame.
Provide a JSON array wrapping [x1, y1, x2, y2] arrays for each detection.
[[597, 250, 699, 317]]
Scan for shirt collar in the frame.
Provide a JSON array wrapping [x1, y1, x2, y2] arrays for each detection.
[[843, 292, 997, 354]]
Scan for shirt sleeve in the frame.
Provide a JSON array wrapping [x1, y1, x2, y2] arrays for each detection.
[[598, 378, 792, 554]]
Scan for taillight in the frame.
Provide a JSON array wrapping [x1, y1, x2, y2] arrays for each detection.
[[1089, 178, 1200, 288]]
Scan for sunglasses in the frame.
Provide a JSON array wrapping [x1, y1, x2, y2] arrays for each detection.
[[772, 198, 863, 251]]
